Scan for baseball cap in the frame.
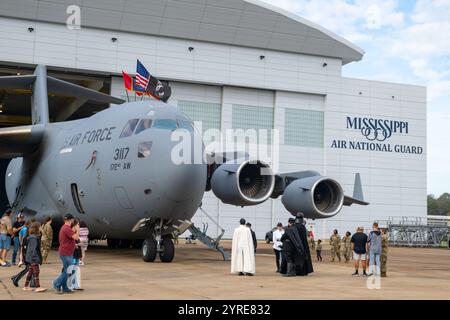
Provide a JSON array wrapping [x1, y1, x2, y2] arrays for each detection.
[[64, 213, 74, 220]]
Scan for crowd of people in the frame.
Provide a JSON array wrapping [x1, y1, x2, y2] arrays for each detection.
[[2, 207, 389, 293], [230, 215, 389, 278], [0, 209, 90, 294]]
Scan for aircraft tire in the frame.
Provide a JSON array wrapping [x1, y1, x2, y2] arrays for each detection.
[[159, 238, 175, 263], [142, 238, 157, 262]]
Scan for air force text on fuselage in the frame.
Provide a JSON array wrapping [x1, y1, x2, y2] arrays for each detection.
[[330, 116, 423, 155]]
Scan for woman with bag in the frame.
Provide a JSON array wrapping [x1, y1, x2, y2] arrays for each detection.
[[22, 222, 46, 292]]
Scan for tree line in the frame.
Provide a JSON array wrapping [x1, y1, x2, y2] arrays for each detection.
[[428, 193, 450, 216]]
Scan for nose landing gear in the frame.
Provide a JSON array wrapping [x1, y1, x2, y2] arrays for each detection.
[[142, 237, 175, 263], [159, 238, 175, 263]]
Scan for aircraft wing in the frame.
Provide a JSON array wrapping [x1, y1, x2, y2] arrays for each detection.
[[0, 124, 44, 158], [0, 74, 124, 105]]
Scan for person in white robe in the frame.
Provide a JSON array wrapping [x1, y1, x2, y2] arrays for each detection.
[[231, 218, 255, 276]]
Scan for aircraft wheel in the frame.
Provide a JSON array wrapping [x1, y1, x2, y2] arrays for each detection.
[[142, 239, 157, 262], [159, 238, 175, 263]]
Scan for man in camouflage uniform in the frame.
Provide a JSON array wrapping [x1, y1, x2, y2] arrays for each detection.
[[40, 217, 53, 264], [342, 231, 352, 263], [307, 231, 315, 253], [329, 229, 341, 262], [381, 228, 389, 277]]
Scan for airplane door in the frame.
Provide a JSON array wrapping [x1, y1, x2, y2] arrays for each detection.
[[70, 183, 85, 214]]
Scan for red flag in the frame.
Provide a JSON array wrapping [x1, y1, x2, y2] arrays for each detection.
[[122, 71, 132, 91]]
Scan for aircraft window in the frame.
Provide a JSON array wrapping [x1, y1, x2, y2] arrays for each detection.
[[138, 141, 153, 158], [177, 119, 194, 131], [120, 119, 139, 138], [135, 119, 153, 135], [153, 119, 178, 131]]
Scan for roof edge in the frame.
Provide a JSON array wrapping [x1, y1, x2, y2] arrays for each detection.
[[244, 0, 365, 63]]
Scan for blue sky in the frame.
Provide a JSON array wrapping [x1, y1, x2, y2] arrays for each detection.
[[262, 0, 450, 196]]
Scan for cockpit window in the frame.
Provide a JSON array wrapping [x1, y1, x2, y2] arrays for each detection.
[[138, 141, 152, 158], [153, 119, 178, 131], [120, 119, 139, 138], [177, 119, 194, 132], [135, 119, 153, 135]]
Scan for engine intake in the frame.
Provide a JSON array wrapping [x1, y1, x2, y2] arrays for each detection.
[[281, 176, 344, 219], [211, 160, 275, 206]]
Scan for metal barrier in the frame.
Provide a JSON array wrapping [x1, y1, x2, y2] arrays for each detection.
[[382, 216, 449, 248]]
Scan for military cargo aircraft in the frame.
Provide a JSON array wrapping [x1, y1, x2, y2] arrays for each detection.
[[0, 65, 368, 263]]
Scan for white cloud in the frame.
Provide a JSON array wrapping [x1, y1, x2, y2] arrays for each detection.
[[363, 2, 404, 30], [427, 81, 450, 102], [412, 0, 450, 23], [264, 0, 404, 41]]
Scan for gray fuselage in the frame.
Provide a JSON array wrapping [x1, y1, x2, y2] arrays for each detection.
[[5, 100, 207, 239]]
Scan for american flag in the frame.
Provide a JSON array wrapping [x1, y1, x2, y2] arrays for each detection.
[[135, 60, 150, 90]]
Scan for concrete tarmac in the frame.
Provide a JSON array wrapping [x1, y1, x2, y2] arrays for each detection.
[[0, 241, 449, 300]]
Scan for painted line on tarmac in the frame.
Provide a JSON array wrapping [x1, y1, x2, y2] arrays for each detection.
[[0, 279, 14, 300]]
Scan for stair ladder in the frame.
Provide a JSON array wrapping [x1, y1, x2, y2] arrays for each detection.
[[188, 207, 230, 261]]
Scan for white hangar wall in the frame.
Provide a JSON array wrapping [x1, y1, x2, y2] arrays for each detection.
[[1, 16, 427, 239]]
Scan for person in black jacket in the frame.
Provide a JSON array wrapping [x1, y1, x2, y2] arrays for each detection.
[[23, 222, 46, 292], [294, 212, 314, 276], [246, 222, 257, 253], [280, 218, 305, 277]]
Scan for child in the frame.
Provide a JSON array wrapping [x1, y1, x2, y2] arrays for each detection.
[[79, 221, 89, 265], [17, 220, 30, 267], [23, 222, 46, 292], [68, 218, 83, 291], [316, 239, 323, 262]]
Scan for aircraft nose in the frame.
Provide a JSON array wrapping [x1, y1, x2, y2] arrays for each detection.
[[163, 163, 207, 202]]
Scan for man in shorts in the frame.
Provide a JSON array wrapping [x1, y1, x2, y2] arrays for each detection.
[[0, 209, 13, 267], [351, 226, 368, 276]]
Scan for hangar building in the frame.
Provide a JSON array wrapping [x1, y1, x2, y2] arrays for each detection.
[[0, 0, 426, 239]]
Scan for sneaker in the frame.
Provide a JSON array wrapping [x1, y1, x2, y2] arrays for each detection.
[[246, 273, 254, 276], [62, 290, 74, 294], [352, 271, 359, 276], [362, 272, 369, 277], [238, 272, 244, 276]]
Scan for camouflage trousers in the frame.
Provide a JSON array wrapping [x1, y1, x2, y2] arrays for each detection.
[[381, 254, 387, 276], [330, 245, 341, 261], [41, 241, 52, 262], [343, 247, 352, 262]]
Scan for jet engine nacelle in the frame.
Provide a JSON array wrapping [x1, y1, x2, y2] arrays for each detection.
[[211, 160, 275, 206], [281, 176, 344, 219]]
